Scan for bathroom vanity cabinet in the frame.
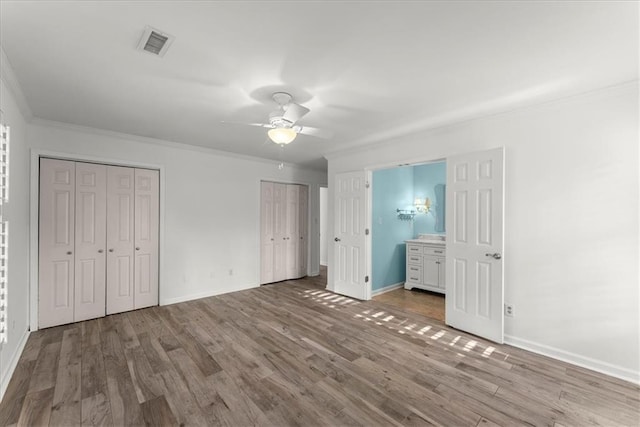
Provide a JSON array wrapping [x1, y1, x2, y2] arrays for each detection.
[[405, 240, 446, 294]]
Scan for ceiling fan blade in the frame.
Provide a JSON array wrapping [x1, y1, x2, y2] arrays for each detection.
[[282, 102, 310, 124], [221, 121, 274, 129], [295, 125, 334, 139]]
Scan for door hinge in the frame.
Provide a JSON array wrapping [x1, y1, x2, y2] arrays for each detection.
[[365, 181, 370, 189], [365, 275, 369, 283], [365, 228, 369, 235]]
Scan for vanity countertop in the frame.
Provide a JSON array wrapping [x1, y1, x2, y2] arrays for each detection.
[[405, 238, 445, 245]]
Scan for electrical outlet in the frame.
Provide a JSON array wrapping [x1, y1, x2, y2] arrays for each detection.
[[504, 304, 514, 317]]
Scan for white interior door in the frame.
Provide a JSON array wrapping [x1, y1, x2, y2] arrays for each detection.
[[445, 147, 505, 343], [273, 183, 287, 282], [260, 182, 275, 284], [74, 162, 107, 322], [106, 166, 135, 314], [134, 168, 159, 309], [39, 159, 76, 328], [285, 184, 300, 279], [298, 185, 308, 277], [333, 171, 368, 300]]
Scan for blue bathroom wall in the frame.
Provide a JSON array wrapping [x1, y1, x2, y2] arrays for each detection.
[[413, 162, 446, 235], [372, 167, 414, 291]]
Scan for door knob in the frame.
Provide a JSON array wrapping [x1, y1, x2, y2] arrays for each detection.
[[334, 237, 341, 242], [108, 249, 114, 252], [98, 249, 104, 253], [270, 238, 274, 241], [66, 251, 72, 255], [485, 253, 502, 260], [136, 247, 140, 251]]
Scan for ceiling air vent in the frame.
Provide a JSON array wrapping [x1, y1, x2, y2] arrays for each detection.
[[137, 26, 174, 57]]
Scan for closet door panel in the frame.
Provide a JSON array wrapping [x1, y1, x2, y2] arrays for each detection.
[[273, 183, 287, 282], [134, 168, 159, 309], [39, 159, 76, 328], [74, 162, 107, 322], [285, 185, 300, 279], [106, 166, 135, 314], [260, 182, 274, 284], [298, 185, 308, 278]]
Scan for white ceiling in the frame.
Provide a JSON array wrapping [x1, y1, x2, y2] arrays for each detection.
[[1, 1, 637, 170]]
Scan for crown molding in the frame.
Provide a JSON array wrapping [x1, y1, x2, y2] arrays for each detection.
[[0, 46, 33, 121], [30, 117, 323, 173], [323, 79, 639, 161]]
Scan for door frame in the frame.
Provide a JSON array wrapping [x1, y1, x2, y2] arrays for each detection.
[[364, 157, 446, 300], [29, 149, 165, 331]]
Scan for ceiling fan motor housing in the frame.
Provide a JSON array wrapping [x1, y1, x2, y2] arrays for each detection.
[[269, 109, 294, 128], [272, 92, 293, 106]]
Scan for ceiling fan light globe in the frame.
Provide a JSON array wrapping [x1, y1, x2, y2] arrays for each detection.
[[268, 127, 297, 144]]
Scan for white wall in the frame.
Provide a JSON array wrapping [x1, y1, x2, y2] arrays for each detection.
[[319, 187, 328, 265], [28, 121, 327, 310], [326, 82, 639, 383], [0, 78, 31, 397]]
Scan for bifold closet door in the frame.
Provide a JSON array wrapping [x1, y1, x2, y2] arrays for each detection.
[[285, 184, 300, 279], [298, 185, 308, 277], [134, 168, 159, 309], [273, 183, 287, 282], [39, 159, 76, 328], [74, 162, 107, 322], [106, 166, 135, 315], [260, 182, 309, 285], [260, 182, 275, 284]]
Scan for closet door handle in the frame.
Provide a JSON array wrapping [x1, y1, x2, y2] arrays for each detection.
[[108, 249, 114, 253], [136, 247, 141, 251], [66, 251, 72, 255], [334, 237, 341, 242], [98, 249, 104, 253]]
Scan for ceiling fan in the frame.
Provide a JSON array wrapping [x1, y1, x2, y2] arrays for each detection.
[[234, 92, 332, 145]]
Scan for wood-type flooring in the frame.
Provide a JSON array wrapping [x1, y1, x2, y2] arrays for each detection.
[[374, 287, 445, 322], [1, 272, 639, 426]]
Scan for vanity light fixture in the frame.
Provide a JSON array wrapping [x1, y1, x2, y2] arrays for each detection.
[[268, 127, 297, 145], [414, 197, 432, 213]]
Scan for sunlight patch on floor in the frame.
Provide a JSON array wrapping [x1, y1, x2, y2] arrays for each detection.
[[299, 285, 509, 365], [464, 340, 477, 352], [431, 330, 445, 340]]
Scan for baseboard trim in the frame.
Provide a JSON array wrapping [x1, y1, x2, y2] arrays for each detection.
[[160, 283, 258, 306], [1, 329, 30, 401], [371, 282, 404, 297], [504, 334, 639, 385]]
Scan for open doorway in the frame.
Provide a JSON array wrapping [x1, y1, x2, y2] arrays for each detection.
[[319, 187, 328, 267], [332, 147, 505, 343], [369, 161, 446, 322], [319, 186, 329, 283]]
